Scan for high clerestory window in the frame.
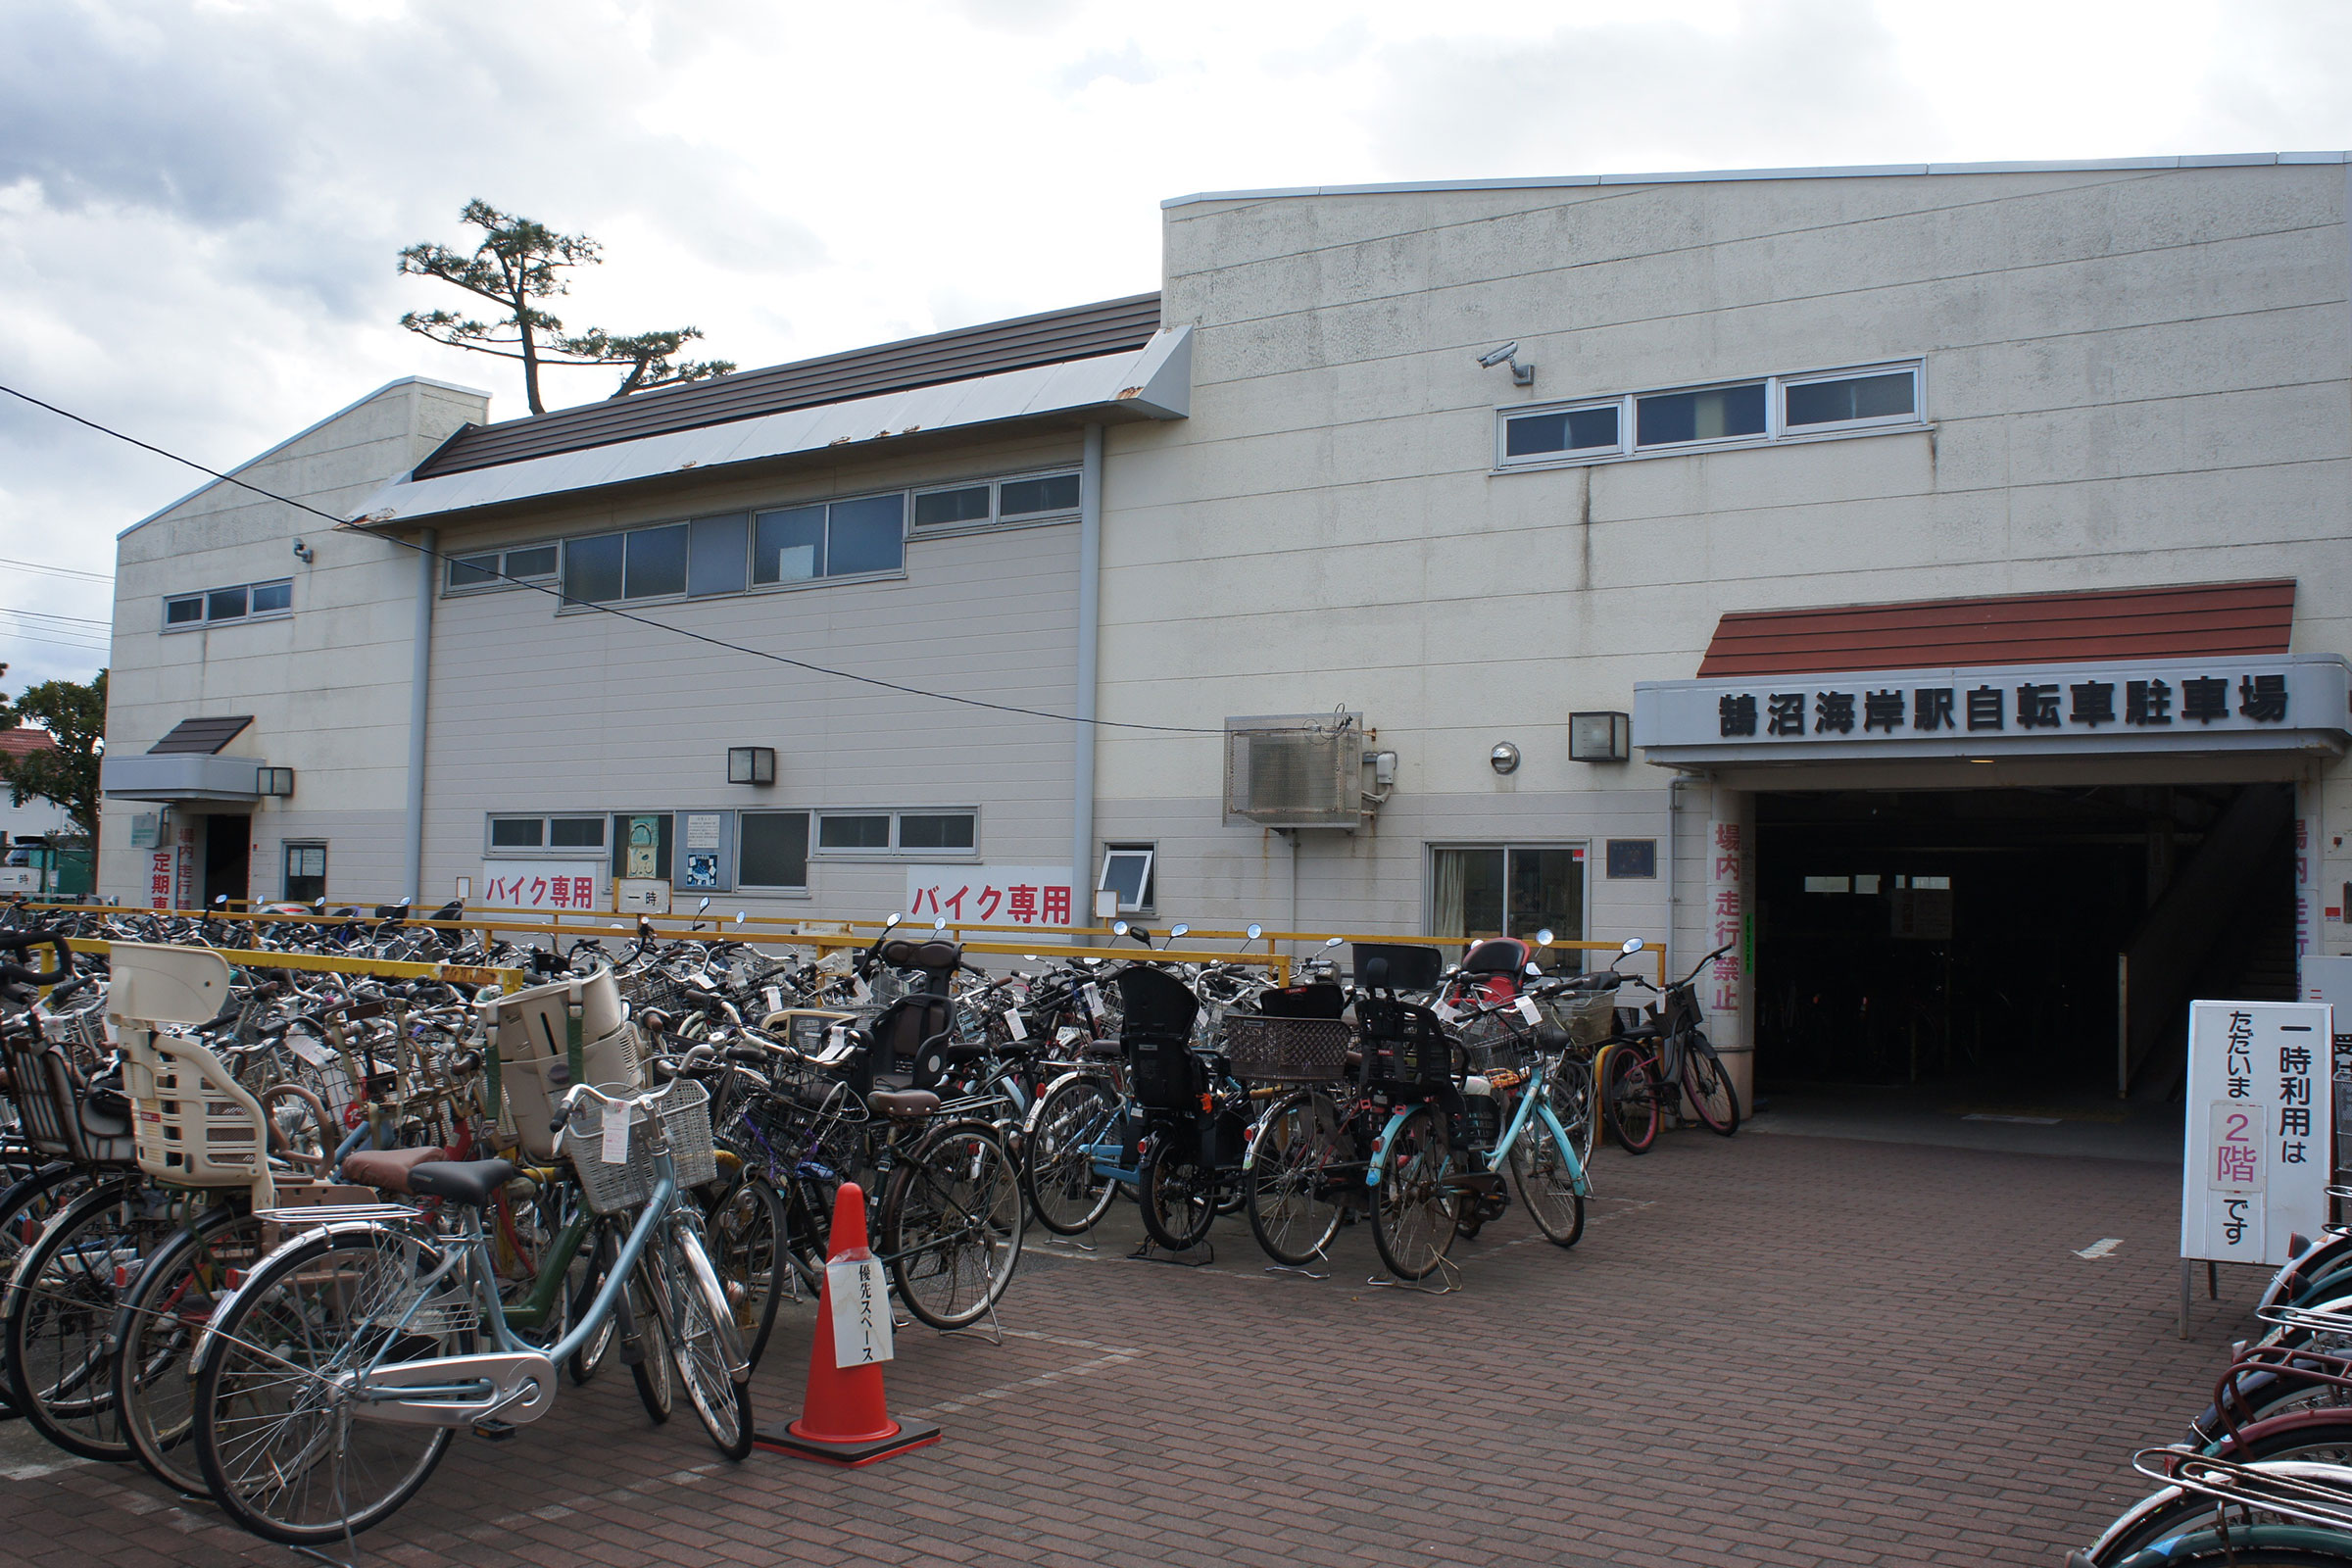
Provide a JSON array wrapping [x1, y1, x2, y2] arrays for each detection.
[[1496, 362, 1924, 470], [163, 578, 293, 630]]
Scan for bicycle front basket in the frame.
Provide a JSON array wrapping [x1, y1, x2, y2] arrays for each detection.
[[1458, 1013, 1534, 1077], [564, 1077, 717, 1214], [1557, 993, 1616, 1049]]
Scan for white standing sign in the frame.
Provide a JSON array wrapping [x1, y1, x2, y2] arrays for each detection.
[[2301, 956, 2352, 1179], [827, 1253, 893, 1367], [2181, 999, 2333, 1266]]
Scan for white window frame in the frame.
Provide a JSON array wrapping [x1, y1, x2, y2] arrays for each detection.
[[483, 813, 609, 858], [445, 541, 561, 596], [1097, 845, 1155, 914], [1424, 841, 1593, 968], [912, 466, 1084, 536], [162, 577, 295, 632], [810, 807, 981, 860], [1494, 359, 1926, 473]]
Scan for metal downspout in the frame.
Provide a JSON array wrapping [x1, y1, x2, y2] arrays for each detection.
[[1072, 425, 1103, 917], [403, 528, 435, 902]]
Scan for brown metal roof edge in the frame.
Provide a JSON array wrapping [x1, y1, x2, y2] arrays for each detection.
[[1706, 605, 2298, 655], [416, 293, 1162, 480], [1708, 579, 2296, 635]]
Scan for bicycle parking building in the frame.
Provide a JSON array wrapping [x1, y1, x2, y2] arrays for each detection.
[[91, 152, 2352, 1133]]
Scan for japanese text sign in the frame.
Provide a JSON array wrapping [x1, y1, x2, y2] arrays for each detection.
[[906, 865, 1076, 928], [2181, 1000, 2333, 1266], [828, 1253, 894, 1366], [478, 860, 604, 912]]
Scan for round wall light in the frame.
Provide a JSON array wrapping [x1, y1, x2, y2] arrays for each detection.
[[1489, 742, 1521, 775]]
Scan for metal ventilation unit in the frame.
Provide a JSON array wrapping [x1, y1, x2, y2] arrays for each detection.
[[1224, 712, 1372, 829]]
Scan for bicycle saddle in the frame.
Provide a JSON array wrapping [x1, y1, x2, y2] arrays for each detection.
[[867, 1088, 941, 1120], [404, 1158, 519, 1207], [341, 1146, 452, 1195]]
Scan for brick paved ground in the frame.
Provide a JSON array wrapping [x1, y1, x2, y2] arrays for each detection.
[[0, 1130, 2243, 1567]]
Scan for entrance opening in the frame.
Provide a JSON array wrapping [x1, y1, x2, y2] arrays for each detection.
[[201, 813, 251, 906], [1754, 782, 2294, 1105]]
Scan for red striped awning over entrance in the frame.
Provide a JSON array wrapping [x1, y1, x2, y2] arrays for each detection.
[[1695, 580, 2296, 678]]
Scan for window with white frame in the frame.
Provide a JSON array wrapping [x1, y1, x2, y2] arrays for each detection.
[[1496, 361, 1923, 469], [1429, 844, 1588, 973], [812, 808, 977, 857], [164, 578, 294, 630], [446, 544, 560, 592], [1098, 844, 1155, 913], [912, 468, 1082, 531], [485, 814, 608, 855]]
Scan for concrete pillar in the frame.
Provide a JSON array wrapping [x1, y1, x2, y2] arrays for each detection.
[[1705, 785, 1758, 1112]]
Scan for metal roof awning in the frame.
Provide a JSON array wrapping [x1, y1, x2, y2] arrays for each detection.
[[146, 715, 255, 755], [102, 754, 270, 804], [349, 323, 1192, 529]]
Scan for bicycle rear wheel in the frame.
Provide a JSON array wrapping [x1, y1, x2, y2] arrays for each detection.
[[706, 1174, 784, 1368], [1683, 1036, 1740, 1135], [5, 1175, 181, 1460], [116, 1208, 268, 1495], [0, 1162, 99, 1417], [192, 1226, 461, 1545], [1247, 1092, 1344, 1266], [1023, 1075, 1119, 1236], [1139, 1135, 1216, 1252], [1605, 1050, 1660, 1154], [626, 1259, 673, 1424], [882, 1120, 1023, 1330], [1546, 1054, 1597, 1170], [1371, 1105, 1459, 1282]]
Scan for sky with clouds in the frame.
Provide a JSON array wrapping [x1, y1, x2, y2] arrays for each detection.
[[2, 0, 2348, 688]]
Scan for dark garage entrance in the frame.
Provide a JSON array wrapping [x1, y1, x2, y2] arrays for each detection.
[[1753, 782, 2294, 1102]]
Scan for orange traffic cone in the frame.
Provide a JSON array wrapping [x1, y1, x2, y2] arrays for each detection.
[[754, 1181, 943, 1465]]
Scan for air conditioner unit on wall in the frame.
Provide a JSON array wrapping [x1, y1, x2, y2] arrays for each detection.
[[1224, 712, 1371, 829]]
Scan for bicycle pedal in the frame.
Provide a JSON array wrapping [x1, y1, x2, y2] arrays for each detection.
[[471, 1420, 518, 1442]]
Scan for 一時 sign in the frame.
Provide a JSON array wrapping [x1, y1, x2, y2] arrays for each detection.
[[905, 865, 1076, 927], [1634, 654, 2350, 765], [2181, 1000, 2334, 1267]]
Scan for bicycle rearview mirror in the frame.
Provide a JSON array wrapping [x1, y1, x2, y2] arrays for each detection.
[[1247, 923, 1263, 940], [934, 916, 948, 931], [1535, 927, 1553, 948], [734, 910, 746, 923], [1525, 962, 1542, 976], [1112, 920, 1129, 937], [1169, 924, 1189, 940], [1324, 935, 1344, 949], [1621, 937, 1644, 955], [698, 897, 710, 912]]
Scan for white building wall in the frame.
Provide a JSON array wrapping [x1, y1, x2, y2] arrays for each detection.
[[101, 377, 489, 904], [1093, 162, 2352, 988]]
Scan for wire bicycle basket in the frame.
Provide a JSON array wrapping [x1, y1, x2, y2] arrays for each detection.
[[564, 1077, 719, 1214]]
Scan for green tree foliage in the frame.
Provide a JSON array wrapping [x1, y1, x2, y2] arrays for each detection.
[[397, 200, 736, 415], [0, 663, 105, 841]]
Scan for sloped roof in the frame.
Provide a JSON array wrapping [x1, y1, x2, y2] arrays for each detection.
[[146, 716, 254, 755], [1696, 581, 2297, 677], [413, 293, 1163, 479], [0, 728, 57, 760]]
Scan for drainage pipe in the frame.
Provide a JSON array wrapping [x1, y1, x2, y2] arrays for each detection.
[[1071, 425, 1103, 919], [403, 527, 435, 903]]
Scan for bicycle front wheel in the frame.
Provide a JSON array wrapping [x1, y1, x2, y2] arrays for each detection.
[[193, 1226, 462, 1545], [705, 1174, 785, 1368], [1605, 1050, 1660, 1154], [1546, 1054, 1598, 1170], [116, 1208, 269, 1495], [1506, 1125, 1586, 1249], [1247, 1092, 1344, 1266], [660, 1223, 754, 1460], [882, 1120, 1024, 1330], [1683, 1036, 1740, 1136], [1371, 1105, 1459, 1282], [1023, 1075, 1119, 1236]]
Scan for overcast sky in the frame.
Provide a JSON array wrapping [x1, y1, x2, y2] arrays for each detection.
[[3, 0, 2348, 689]]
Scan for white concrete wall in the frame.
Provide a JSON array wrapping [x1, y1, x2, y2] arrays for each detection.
[[1094, 163, 2352, 981], [100, 377, 489, 904]]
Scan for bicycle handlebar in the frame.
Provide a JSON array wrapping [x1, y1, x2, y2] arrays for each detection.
[[0, 927, 73, 988]]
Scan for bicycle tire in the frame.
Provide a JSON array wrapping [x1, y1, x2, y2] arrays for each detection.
[[0, 1161, 99, 1416], [1605, 1049, 1660, 1154], [1138, 1136, 1215, 1252], [1371, 1104, 1459, 1282], [567, 1224, 620, 1387], [192, 1226, 459, 1545], [4, 1174, 168, 1460], [1507, 1125, 1586, 1248], [115, 1207, 268, 1495], [1682, 1035, 1740, 1136], [882, 1119, 1024, 1331], [1246, 1092, 1344, 1267], [1022, 1074, 1120, 1236], [706, 1173, 786, 1369], [662, 1223, 754, 1460], [1545, 1054, 1598, 1171], [626, 1260, 674, 1424]]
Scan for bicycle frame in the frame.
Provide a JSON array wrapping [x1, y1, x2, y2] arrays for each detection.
[[1487, 1055, 1592, 1197]]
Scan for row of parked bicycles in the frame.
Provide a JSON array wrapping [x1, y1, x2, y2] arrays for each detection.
[[0, 896, 1741, 1547], [2075, 1212, 2352, 1563]]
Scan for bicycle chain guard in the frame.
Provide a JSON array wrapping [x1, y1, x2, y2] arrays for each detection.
[[347, 1350, 559, 1429]]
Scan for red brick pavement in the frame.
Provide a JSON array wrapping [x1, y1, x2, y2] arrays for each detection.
[[0, 1132, 2238, 1567]]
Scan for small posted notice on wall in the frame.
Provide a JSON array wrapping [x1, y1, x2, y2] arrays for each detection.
[[2181, 999, 2334, 1267]]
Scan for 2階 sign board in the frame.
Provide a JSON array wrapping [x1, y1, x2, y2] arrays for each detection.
[[2181, 999, 2334, 1267]]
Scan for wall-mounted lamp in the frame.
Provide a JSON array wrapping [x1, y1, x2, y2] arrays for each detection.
[[291, 538, 315, 564], [1489, 741, 1521, 775], [1476, 340, 1536, 388], [257, 766, 296, 797], [726, 746, 776, 786], [1568, 711, 1631, 763]]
